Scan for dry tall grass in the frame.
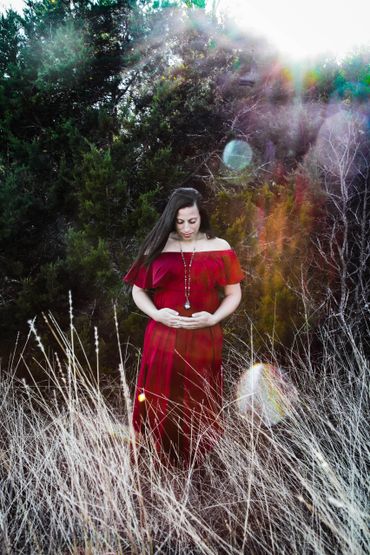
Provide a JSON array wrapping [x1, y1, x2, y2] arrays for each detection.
[[0, 306, 368, 554]]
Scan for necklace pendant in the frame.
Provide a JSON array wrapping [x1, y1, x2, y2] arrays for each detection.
[[180, 242, 195, 312]]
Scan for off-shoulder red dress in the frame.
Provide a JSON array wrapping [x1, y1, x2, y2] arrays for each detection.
[[124, 249, 244, 466]]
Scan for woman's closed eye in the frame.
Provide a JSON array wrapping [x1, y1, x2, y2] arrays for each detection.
[[177, 219, 198, 224]]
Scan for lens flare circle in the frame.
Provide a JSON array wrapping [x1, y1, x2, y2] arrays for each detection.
[[222, 139, 253, 171], [235, 362, 298, 426]]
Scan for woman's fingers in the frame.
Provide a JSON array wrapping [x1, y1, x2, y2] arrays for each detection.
[[157, 309, 214, 328], [176, 312, 213, 328], [156, 308, 180, 326]]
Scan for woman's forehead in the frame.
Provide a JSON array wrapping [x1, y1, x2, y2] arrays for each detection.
[[176, 204, 200, 219]]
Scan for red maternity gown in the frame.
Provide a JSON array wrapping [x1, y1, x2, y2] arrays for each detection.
[[124, 249, 244, 466]]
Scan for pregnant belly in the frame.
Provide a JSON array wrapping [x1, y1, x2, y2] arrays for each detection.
[[153, 288, 220, 316]]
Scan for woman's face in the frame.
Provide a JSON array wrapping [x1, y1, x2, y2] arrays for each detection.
[[175, 203, 201, 241]]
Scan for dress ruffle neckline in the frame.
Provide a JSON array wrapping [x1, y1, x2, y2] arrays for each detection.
[[160, 249, 235, 254]]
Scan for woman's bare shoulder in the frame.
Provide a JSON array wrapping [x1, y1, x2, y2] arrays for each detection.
[[206, 237, 231, 251]]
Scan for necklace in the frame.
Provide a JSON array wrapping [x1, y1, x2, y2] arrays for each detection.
[[179, 243, 196, 310]]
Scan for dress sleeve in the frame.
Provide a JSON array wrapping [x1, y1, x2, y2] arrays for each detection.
[[123, 258, 153, 289], [218, 250, 245, 286]]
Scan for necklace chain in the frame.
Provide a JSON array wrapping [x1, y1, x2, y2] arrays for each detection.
[[179, 242, 196, 310]]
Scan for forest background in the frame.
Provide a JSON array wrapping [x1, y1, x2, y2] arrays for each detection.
[[1, 0, 369, 383]]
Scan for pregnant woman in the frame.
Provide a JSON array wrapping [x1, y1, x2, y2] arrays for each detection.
[[124, 188, 244, 467]]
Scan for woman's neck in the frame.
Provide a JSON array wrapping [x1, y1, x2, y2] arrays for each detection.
[[165, 232, 208, 252]]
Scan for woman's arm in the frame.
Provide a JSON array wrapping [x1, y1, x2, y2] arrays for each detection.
[[132, 285, 180, 327], [179, 283, 242, 329], [209, 283, 242, 324]]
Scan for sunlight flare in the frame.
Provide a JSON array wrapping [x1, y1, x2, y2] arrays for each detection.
[[219, 0, 370, 59]]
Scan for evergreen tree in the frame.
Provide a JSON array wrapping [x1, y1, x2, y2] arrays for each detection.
[[0, 0, 147, 356]]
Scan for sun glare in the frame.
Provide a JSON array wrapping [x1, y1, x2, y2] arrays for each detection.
[[219, 0, 370, 60], [0, 0, 24, 13], [1, 0, 369, 61]]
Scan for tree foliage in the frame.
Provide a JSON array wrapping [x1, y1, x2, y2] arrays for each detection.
[[1, 1, 369, 371]]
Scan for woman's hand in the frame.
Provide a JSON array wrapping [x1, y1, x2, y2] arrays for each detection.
[[177, 311, 216, 329], [154, 308, 181, 327], [154, 309, 216, 329]]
